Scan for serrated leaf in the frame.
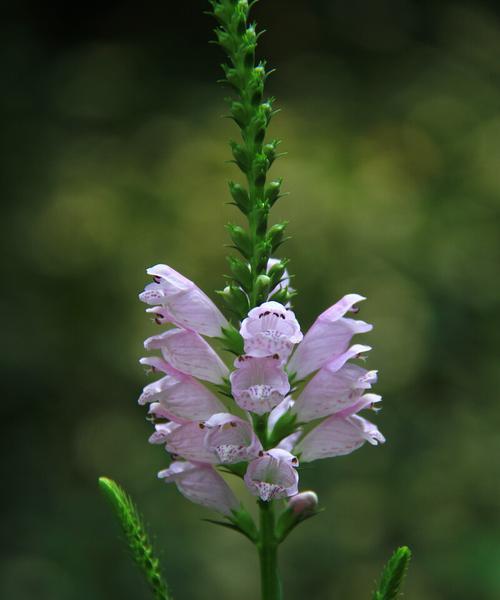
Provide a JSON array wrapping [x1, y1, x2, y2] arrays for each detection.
[[372, 546, 412, 600], [99, 477, 172, 600]]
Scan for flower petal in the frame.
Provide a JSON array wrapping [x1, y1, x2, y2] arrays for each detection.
[[164, 422, 217, 463], [293, 348, 377, 422], [230, 355, 290, 415], [144, 328, 229, 384], [204, 413, 262, 464], [139, 358, 226, 423], [240, 301, 303, 360], [297, 414, 385, 462], [287, 294, 372, 380], [244, 448, 299, 501], [158, 461, 239, 516], [139, 264, 228, 337]]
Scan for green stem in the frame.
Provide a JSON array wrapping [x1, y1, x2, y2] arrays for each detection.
[[258, 500, 282, 600]]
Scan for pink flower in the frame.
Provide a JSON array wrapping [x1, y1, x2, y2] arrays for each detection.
[[158, 461, 239, 516], [287, 294, 372, 380], [296, 413, 385, 462], [230, 355, 290, 415], [144, 328, 229, 384], [292, 345, 377, 422], [244, 448, 299, 501], [165, 421, 218, 463], [163, 413, 262, 465], [139, 264, 228, 337], [139, 357, 226, 423], [204, 413, 263, 463], [240, 301, 303, 360], [148, 421, 180, 445]]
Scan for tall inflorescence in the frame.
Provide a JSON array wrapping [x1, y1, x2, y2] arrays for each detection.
[[210, 0, 292, 319], [137, 2, 385, 599]]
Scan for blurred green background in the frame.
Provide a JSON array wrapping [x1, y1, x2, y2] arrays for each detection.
[[2, 0, 500, 598]]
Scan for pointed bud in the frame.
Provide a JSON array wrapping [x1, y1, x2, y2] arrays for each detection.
[[227, 257, 252, 290], [218, 285, 250, 317], [230, 102, 249, 128], [255, 274, 271, 301], [228, 181, 250, 214], [255, 203, 269, 236], [267, 222, 288, 252], [264, 139, 280, 166], [226, 224, 252, 258], [230, 141, 250, 173], [252, 154, 269, 187], [267, 260, 287, 288], [265, 179, 283, 207]]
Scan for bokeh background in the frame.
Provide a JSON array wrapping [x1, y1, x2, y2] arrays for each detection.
[[2, 0, 500, 598]]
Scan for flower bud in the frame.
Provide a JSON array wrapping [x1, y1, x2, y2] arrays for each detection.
[[265, 179, 283, 207], [218, 285, 250, 317], [226, 224, 252, 258], [267, 222, 288, 251], [255, 274, 271, 300], [228, 181, 250, 214], [227, 256, 252, 290], [230, 141, 250, 173], [288, 491, 319, 516]]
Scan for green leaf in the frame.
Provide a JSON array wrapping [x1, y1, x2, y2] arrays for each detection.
[[275, 504, 322, 544], [267, 409, 297, 449], [219, 323, 245, 355], [372, 546, 412, 600], [203, 506, 258, 544], [98, 477, 172, 600]]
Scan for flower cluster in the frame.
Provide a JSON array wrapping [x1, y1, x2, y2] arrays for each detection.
[[139, 263, 384, 517]]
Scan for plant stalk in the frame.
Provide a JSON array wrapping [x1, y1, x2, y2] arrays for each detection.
[[258, 500, 282, 600]]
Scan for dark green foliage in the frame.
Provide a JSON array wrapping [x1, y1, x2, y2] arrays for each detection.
[[98, 478, 172, 600], [372, 547, 412, 600]]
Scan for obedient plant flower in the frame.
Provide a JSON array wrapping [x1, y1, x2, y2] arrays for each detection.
[[158, 461, 239, 516], [138, 356, 226, 423], [230, 355, 290, 414], [292, 345, 377, 422], [144, 328, 228, 384], [240, 301, 303, 359], [140, 264, 228, 336], [287, 294, 372, 380], [244, 449, 299, 501], [204, 413, 263, 463], [297, 412, 386, 462]]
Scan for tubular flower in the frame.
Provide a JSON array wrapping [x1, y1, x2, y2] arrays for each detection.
[[296, 413, 385, 462], [138, 357, 226, 423], [244, 449, 299, 501], [158, 461, 239, 516], [140, 264, 228, 337], [144, 328, 229, 384], [287, 294, 372, 380], [230, 355, 290, 415], [240, 301, 303, 360], [140, 263, 383, 515]]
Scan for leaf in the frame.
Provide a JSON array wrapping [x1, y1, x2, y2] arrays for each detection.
[[98, 477, 173, 600], [372, 546, 412, 600]]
